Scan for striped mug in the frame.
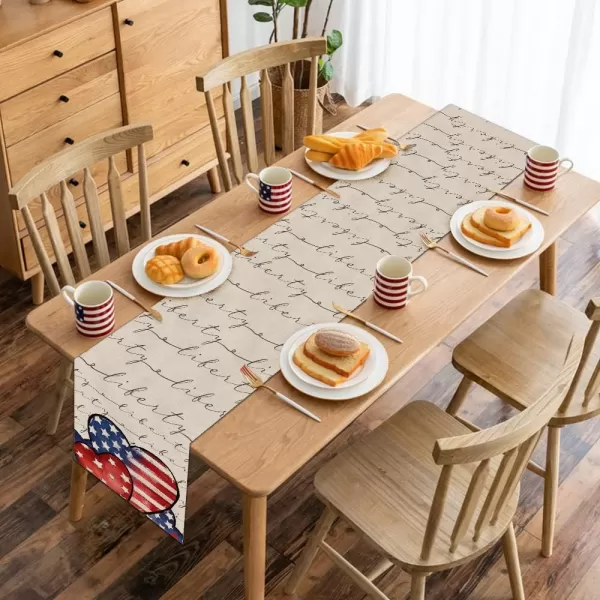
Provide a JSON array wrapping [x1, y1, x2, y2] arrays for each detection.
[[525, 145, 573, 191], [61, 281, 115, 338], [374, 256, 428, 309], [245, 166, 292, 214]]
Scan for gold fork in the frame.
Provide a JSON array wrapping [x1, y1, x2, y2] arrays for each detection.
[[195, 225, 257, 257], [419, 231, 489, 277], [240, 364, 321, 422]]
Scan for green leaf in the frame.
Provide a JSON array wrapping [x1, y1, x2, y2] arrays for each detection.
[[248, 0, 273, 5], [321, 60, 334, 81], [281, 0, 308, 6], [326, 29, 343, 54], [253, 11, 273, 22]]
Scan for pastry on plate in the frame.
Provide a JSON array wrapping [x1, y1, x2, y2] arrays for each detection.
[[329, 143, 384, 171], [181, 244, 220, 279], [303, 332, 370, 377], [155, 237, 203, 260], [145, 255, 184, 285], [293, 346, 348, 386], [314, 329, 361, 357], [462, 205, 531, 248]]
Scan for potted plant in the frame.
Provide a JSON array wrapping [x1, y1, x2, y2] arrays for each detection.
[[249, 0, 342, 149]]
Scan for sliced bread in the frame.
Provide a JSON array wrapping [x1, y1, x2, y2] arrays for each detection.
[[293, 346, 347, 386], [303, 333, 370, 377], [470, 207, 531, 247], [461, 213, 507, 248]]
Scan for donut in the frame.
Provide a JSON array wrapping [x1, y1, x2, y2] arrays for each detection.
[[181, 244, 220, 279], [314, 329, 360, 357], [483, 206, 518, 232]]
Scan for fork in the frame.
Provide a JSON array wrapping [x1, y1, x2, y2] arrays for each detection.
[[356, 124, 415, 151], [419, 231, 489, 277], [240, 365, 321, 422], [195, 225, 257, 257]]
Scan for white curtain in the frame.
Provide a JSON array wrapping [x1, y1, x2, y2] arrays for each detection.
[[321, 0, 600, 180]]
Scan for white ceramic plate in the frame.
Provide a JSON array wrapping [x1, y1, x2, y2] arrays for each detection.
[[132, 233, 233, 298], [280, 323, 389, 401], [287, 326, 375, 389], [304, 131, 391, 181], [450, 200, 544, 260]]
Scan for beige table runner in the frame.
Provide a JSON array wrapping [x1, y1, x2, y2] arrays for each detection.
[[73, 105, 533, 541]]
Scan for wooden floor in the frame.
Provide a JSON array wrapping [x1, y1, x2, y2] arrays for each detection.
[[1, 99, 599, 600]]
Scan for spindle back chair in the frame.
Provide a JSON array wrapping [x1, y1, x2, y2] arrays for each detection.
[[287, 334, 583, 600], [447, 289, 600, 557], [9, 123, 153, 434], [196, 37, 327, 191]]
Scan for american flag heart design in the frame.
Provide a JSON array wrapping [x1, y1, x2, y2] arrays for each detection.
[[74, 296, 115, 337], [74, 416, 183, 540]]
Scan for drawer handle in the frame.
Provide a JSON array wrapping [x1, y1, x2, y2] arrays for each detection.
[[79, 221, 87, 229], [65, 137, 75, 145], [181, 159, 190, 167], [53, 50, 64, 58], [59, 95, 70, 103], [69, 178, 79, 187], [124, 18, 134, 26]]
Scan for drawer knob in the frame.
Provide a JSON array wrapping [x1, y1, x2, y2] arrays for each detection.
[[65, 137, 75, 145], [59, 95, 70, 103], [53, 50, 64, 58], [124, 18, 134, 26], [69, 178, 79, 187], [181, 159, 190, 167], [79, 221, 87, 229]]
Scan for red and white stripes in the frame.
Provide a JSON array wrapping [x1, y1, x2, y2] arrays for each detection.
[[75, 296, 115, 337], [525, 146, 573, 191]]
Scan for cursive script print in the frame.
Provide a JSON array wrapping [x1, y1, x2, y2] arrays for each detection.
[[74, 105, 534, 540]]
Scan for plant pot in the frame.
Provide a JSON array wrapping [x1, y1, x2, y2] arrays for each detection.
[[268, 60, 330, 151]]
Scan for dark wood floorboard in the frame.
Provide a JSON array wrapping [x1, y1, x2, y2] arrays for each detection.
[[0, 97, 599, 599]]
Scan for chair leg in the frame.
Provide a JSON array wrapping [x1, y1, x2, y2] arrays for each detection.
[[207, 166, 222, 194], [446, 376, 473, 416], [542, 426, 560, 557], [285, 507, 336, 595], [411, 572, 427, 600], [31, 271, 44, 305], [47, 359, 73, 435], [69, 460, 88, 522], [502, 522, 525, 600]]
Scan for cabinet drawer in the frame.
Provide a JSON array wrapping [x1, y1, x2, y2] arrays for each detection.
[[0, 8, 115, 102], [1, 53, 119, 147], [118, 0, 223, 159]]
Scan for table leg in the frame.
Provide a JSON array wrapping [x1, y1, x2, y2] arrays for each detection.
[[539, 242, 557, 295], [243, 494, 267, 600], [69, 460, 88, 522]]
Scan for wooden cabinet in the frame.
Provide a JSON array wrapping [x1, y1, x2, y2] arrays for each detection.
[[0, 0, 227, 294]]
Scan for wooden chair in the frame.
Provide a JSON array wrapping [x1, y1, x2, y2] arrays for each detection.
[[8, 123, 154, 435], [446, 289, 600, 558], [286, 332, 583, 600], [196, 37, 327, 191]]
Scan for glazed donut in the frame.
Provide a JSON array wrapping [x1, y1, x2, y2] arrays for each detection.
[[483, 206, 518, 232], [181, 244, 220, 279]]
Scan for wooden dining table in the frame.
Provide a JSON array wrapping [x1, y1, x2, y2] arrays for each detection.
[[26, 93, 600, 600]]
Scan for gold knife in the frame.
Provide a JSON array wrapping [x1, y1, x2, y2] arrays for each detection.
[[333, 302, 403, 343], [107, 280, 163, 321]]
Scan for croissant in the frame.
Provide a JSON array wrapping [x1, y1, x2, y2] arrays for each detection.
[[304, 130, 396, 158], [155, 237, 203, 260], [355, 127, 388, 144], [329, 143, 384, 171], [306, 149, 335, 162]]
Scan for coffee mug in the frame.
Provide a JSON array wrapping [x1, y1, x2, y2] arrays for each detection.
[[61, 280, 115, 337], [525, 145, 573, 191], [245, 166, 292, 214], [374, 256, 428, 309]]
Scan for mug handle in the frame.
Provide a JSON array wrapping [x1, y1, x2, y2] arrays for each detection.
[[557, 158, 574, 179], [244, 173, 261, 195], [61, 285, 76, 306], [408, 275, 428, 298]]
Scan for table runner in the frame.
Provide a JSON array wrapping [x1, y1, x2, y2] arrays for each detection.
[[73, 105, 533, 541]]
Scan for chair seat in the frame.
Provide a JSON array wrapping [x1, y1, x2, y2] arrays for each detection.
[[453, 290, 599, 425], [315, 401, 518, 572]]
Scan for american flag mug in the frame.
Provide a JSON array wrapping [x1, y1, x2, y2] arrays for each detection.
[[61, 280, 115, 337], [374, 256, 428, 309], [245, 166, 292, 214], [525, 145, 574, 191]]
